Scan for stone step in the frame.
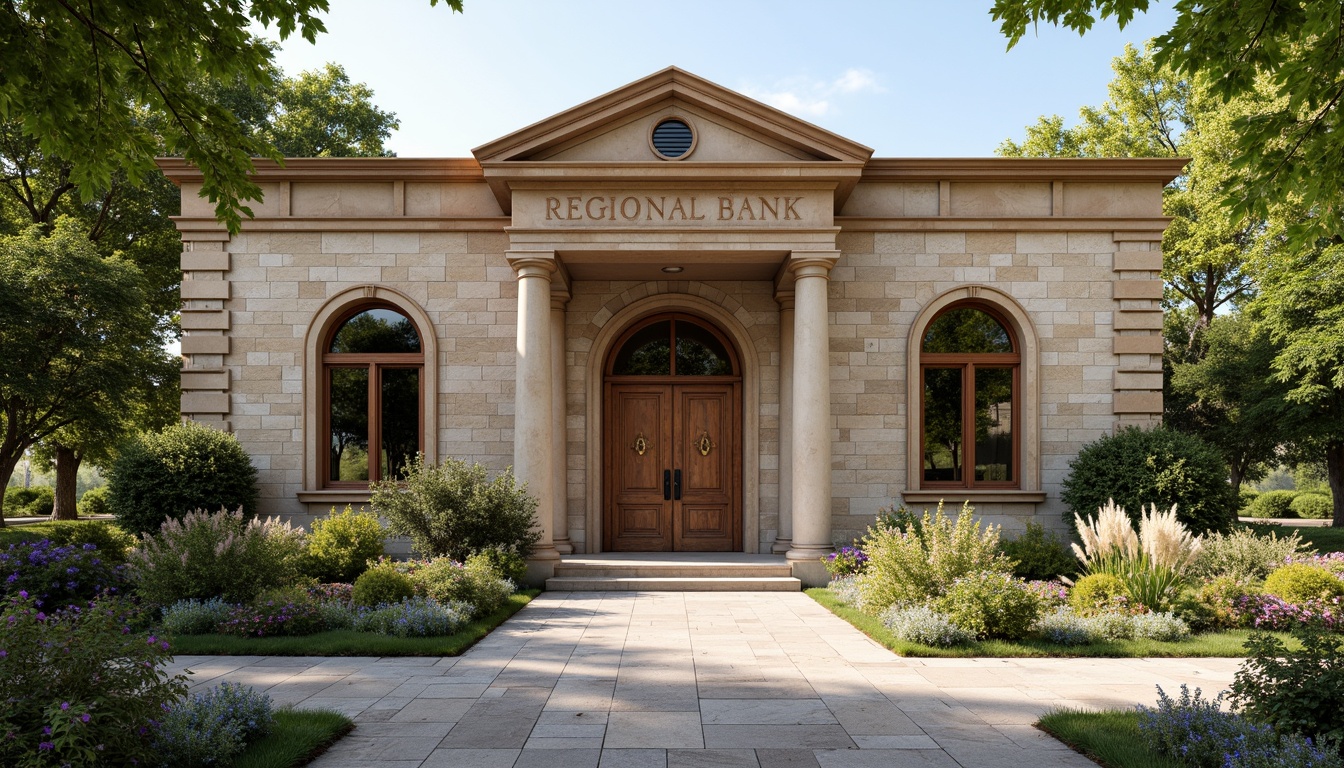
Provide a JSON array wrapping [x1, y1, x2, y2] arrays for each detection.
[[552, 563, 792, 578], [545, 576, 802, 592]]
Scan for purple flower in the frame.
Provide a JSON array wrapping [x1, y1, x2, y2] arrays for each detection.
[[18, 590, 27, 599], [60, 701, 69, 711], [80, 714, 90, 724], [39, 741, 53, 751]]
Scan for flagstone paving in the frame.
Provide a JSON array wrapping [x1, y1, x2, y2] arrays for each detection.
[[168, 591, 1241, 768]]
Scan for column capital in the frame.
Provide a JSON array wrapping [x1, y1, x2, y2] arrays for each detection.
[[550, 282, 572, 309], [506, 250, 557, 279], [788, 250, 840, 279], [773, 288, 795, 310]]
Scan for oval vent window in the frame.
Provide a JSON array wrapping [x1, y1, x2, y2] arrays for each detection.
[[650, 118, 695, 160]]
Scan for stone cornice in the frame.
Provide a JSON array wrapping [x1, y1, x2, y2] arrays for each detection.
[[861, 157, 1188, 184], [155, 157, 484, 185]]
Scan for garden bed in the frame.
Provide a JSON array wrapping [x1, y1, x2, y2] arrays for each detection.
[[807, 587, 1297, 658], [170, 590, 538, 656]]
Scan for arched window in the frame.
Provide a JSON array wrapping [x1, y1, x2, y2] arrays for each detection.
[[607, 315, 737, 377], [322, 305, 424, 486], [920, 304, 1020, 488]]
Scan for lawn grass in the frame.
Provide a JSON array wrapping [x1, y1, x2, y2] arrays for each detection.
[[1037, 708, 1181, 768], [806, 588, 1297, 658], [1243, 521, 1344, 554], [230, 707, 354, 768], [169, 589, 539, 656]]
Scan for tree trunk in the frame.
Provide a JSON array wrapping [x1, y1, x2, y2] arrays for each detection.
[[0, 453, 23, 529], [1329, 440, 1344, 528], [50, 445, 81, 520]]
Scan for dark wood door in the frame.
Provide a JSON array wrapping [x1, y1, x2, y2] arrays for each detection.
[[606, 383, 739, 551]]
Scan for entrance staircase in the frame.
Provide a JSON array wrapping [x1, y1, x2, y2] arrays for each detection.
[[545, 552, 801, 592]]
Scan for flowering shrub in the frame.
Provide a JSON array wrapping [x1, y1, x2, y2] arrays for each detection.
[[880, 605, 973, 647], [822, 546, 868, 577], [1288, 552, 1344, 577], [307, 582, 355, 604], [1086, 611, 1136, 641], [317, 600, 358, 630], [160, 598, 233, 636], [411, 555, 511, 618], [1128, 611, 1191, 642], [352, 597, 468, 638], [151, 683, 273, 767], [828, 574, 863, 606], [129, 508, 307, 606], [934, 570, 1041, 640], [216, 597, 324, 638], [1025, 579, 1069, 608], [1034, 607, 1094, 645], [1189, 527, 1307, 582], [0, 540, 127, 607], [1244, 595, 1342, 632], [1138, 685, 1277, 768], [43, 522, 137, 564], [0, 593, 187, 767], [855, 501, 1012, 613]]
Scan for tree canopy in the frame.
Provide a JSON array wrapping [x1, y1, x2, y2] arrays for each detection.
[[992, 0, 1344, 249], [0, 1, 460, 234]]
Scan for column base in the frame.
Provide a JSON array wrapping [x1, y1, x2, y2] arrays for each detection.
[[785, 544, 832, 562], [771, 538, 792, 555], [553, 537, 574, 555]]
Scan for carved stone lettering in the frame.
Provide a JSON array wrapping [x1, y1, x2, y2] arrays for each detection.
[[542, 194, 807, 224]]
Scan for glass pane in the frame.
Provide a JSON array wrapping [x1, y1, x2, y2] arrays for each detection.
[[923, 368, 963, 482], [329, 308, 421, 353], [612, 321, 672, 375], [329, 368, 369, 481], [675, 321, 732, 376], [974, 368, 1014, 482], [922, 308, 1013, 354], [380, 368, 420, 480]]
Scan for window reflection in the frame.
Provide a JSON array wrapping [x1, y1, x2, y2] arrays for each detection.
[[330, 309, 421, 354], [923, 308, 1012, 354]]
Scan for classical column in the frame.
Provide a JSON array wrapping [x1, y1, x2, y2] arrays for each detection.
[[786, 251, 840, 568], [772, 291, 795, 554], [507, 251, 559, 575], [550, 285, 573, 554]]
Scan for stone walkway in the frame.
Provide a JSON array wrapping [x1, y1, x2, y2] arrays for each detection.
[[169, 592, 1240, 768]]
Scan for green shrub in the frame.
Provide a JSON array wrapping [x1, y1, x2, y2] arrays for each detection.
[[3, 485, 54, 518], [108, 422, 259, 536], [351, 566, 415, 608], [1189, 526, 1308, 582], [408, 556, 511, 618], [1069, 572, 1128, 617], [1060, 425, 1238, 533], [302, 505, 387, 584], [1245, 490, 1297, 520], [129, 509, 307, 606], [152, 683, 273, 768], [854, 501, 1013, 613], [44, 520, 137, 563], [1196, 577, 1264, 630], [76, 486, 110, 517], [1290, 493, 1333, 520], [934, 570, 1041, 640], [1262, 563, 1344, 603], [160, 598, 233, 636], [0, 594, 188, 767], [998, 522, 1080, 582], [1239, 487, 1259, 511], [471, 546, 528, 585], [370, 455, 541, 561], [1230, 623, 1344, 746]]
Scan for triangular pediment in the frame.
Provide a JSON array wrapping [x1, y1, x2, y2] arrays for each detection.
[[472, 67, 873, 165]]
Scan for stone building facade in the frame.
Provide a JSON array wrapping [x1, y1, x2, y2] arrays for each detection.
[[159, 68, 1182, 583]]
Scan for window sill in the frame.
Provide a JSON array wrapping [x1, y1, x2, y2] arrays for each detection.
[[900, 490, 1047, 505], [296, 489, 373, 505]]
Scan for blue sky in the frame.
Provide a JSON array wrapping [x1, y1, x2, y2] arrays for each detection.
[[263, 1, 1177, 158]]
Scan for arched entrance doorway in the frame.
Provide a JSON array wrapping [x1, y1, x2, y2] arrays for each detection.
[[603, 313, 743, 551]]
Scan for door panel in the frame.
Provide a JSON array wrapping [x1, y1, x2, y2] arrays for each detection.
[[606, 383, 739, 552]]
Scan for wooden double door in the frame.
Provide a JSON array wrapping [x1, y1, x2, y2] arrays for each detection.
[[605, 382, 741, 551]]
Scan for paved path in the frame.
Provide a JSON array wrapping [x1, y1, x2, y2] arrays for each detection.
[[170, 592, 1240, 768]]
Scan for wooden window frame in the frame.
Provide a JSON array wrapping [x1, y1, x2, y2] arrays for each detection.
[[919, 304, 1021, 490], [604, 312, 742, 384], [320, 305, 426, 489]]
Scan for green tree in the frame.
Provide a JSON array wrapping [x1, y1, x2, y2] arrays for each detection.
[[0, 1, 460, 234], [265, 64, 400, 157], [0, 219, 164, 527], [1251, 243, 1344, 526], [992, 0, 1344, 251]]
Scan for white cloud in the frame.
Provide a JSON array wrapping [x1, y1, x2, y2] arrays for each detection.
[[743, 69, 882, 119]]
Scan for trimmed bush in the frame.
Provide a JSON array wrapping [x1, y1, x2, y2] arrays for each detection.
[[1189, 526, 1307, 582], [934, 570, 1041, 640], [302, 505, 387, 584], [108, 422, 259, 536], [351, 566, 415, 608], [1263, 563, 1344, 603], [1238, 487, 1259, 511], [1291, 493, 1333, 520], [76, 486, 110, 517], [1060, 425, 1238, 533], [370, 455, 541, 562], [1245, 489, 1297, 519], [3, 485, 54, 518], [1069, 572, 1127, 617], [129, 509, 307, 607], [998, 522, 1079, 582]]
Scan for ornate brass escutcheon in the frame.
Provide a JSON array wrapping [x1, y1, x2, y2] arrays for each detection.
[[631, 432, 648, 456], [694, 431, 714, 456]]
